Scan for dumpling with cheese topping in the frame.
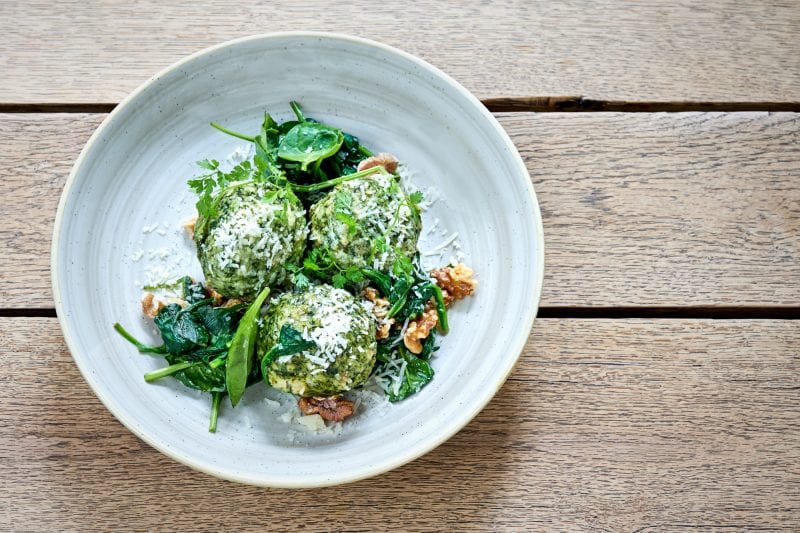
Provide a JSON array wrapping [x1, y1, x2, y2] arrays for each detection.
[[308, 174, 421, 271], [194, 182, 307, 300], [258, 284, 377, 396]]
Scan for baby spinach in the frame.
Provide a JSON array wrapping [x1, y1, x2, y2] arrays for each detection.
[[197, 102, 371, 195], [260, 324, 317, 379], [277, 122, 344, 171], [115, 278, 248, 431], [154, 302, 210, 354], [165, 354, 227, 392], [393, 353, 434, 401], [375, 346, 435, 402], [330, 132, 372, 176], [253, 113, 283, 180], [225, 286, 271, 408]]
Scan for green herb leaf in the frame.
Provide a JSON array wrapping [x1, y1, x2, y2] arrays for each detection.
[[332, 272, 347, 288], [333, 190, 358, 236], [225, 286, 271, 407], [253, 113, 284, 181], [197, 159, 220, 171]]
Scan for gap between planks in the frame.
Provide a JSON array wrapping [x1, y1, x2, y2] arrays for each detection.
[[1, 98, 800, 114]]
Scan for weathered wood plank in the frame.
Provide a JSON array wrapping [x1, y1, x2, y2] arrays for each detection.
[[2, 112, 798, 308], [1, 1, 799, 104], [1, 318, 797, 530]]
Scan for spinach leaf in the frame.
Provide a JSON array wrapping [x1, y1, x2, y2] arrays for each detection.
[[253, 113, 283, 180], [191, 302, 244, 339], [418, 333, 440, 360], [225, 286, 271, 407], [181, 276, 207, 304], [153, 301, 213, 354], [385, 348, 435, 402], [277, 122, 344, 172], [289, 101, 306, 122], [167, 354, 227, 392], [334, 132, 372, 175], [260, 324, 317, 378], [200, 102, 372, 194], [113, 323, 166, 354]]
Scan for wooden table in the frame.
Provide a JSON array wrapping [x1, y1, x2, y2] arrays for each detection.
[[2, 2, 799, 530]]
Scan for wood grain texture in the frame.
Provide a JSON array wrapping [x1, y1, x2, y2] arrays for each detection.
[[2, 112, 799, 309], [1, 1, 799, 104], [1, 317, 797, 531]]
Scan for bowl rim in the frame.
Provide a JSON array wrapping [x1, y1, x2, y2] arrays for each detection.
[[51, 31, 545, 488]]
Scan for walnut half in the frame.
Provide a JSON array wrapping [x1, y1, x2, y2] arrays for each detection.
[[356, 152, 399, 174], [183, 216, 197, 239], [403, 309, 439, 354], [141, 292, 165, 318], [298, 396, 355, 422], [430, 263, 477, 305]]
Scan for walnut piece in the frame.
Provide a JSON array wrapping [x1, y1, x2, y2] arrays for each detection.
[[356, 152, 399, 174], [222, 298, 243, 309], [363, 287, 394, 339], [363, 287, 390, 318], [430, 263, 477, 305], [403, 309, 439, 354], [298, 396, 355, 422], [208, 289, 225, 306], [376, 321, 392, 340], [208, 288, 242, 309], [141, 292, 165, 318], [183, 216, 197, 239]]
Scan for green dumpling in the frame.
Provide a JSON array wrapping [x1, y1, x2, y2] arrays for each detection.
[[308, 174, 421, 271], [257, 284, 377, 396], [195, 182, 307, 300]]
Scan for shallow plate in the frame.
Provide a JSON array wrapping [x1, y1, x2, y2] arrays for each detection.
[[52, 32, 544, 487]]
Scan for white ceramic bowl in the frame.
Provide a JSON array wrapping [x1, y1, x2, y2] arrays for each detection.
[[52, 32, 544, 487]]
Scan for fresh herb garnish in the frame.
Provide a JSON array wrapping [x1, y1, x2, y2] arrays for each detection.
[[188, 159, 256, 228], [333, 190, 358, 236]]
